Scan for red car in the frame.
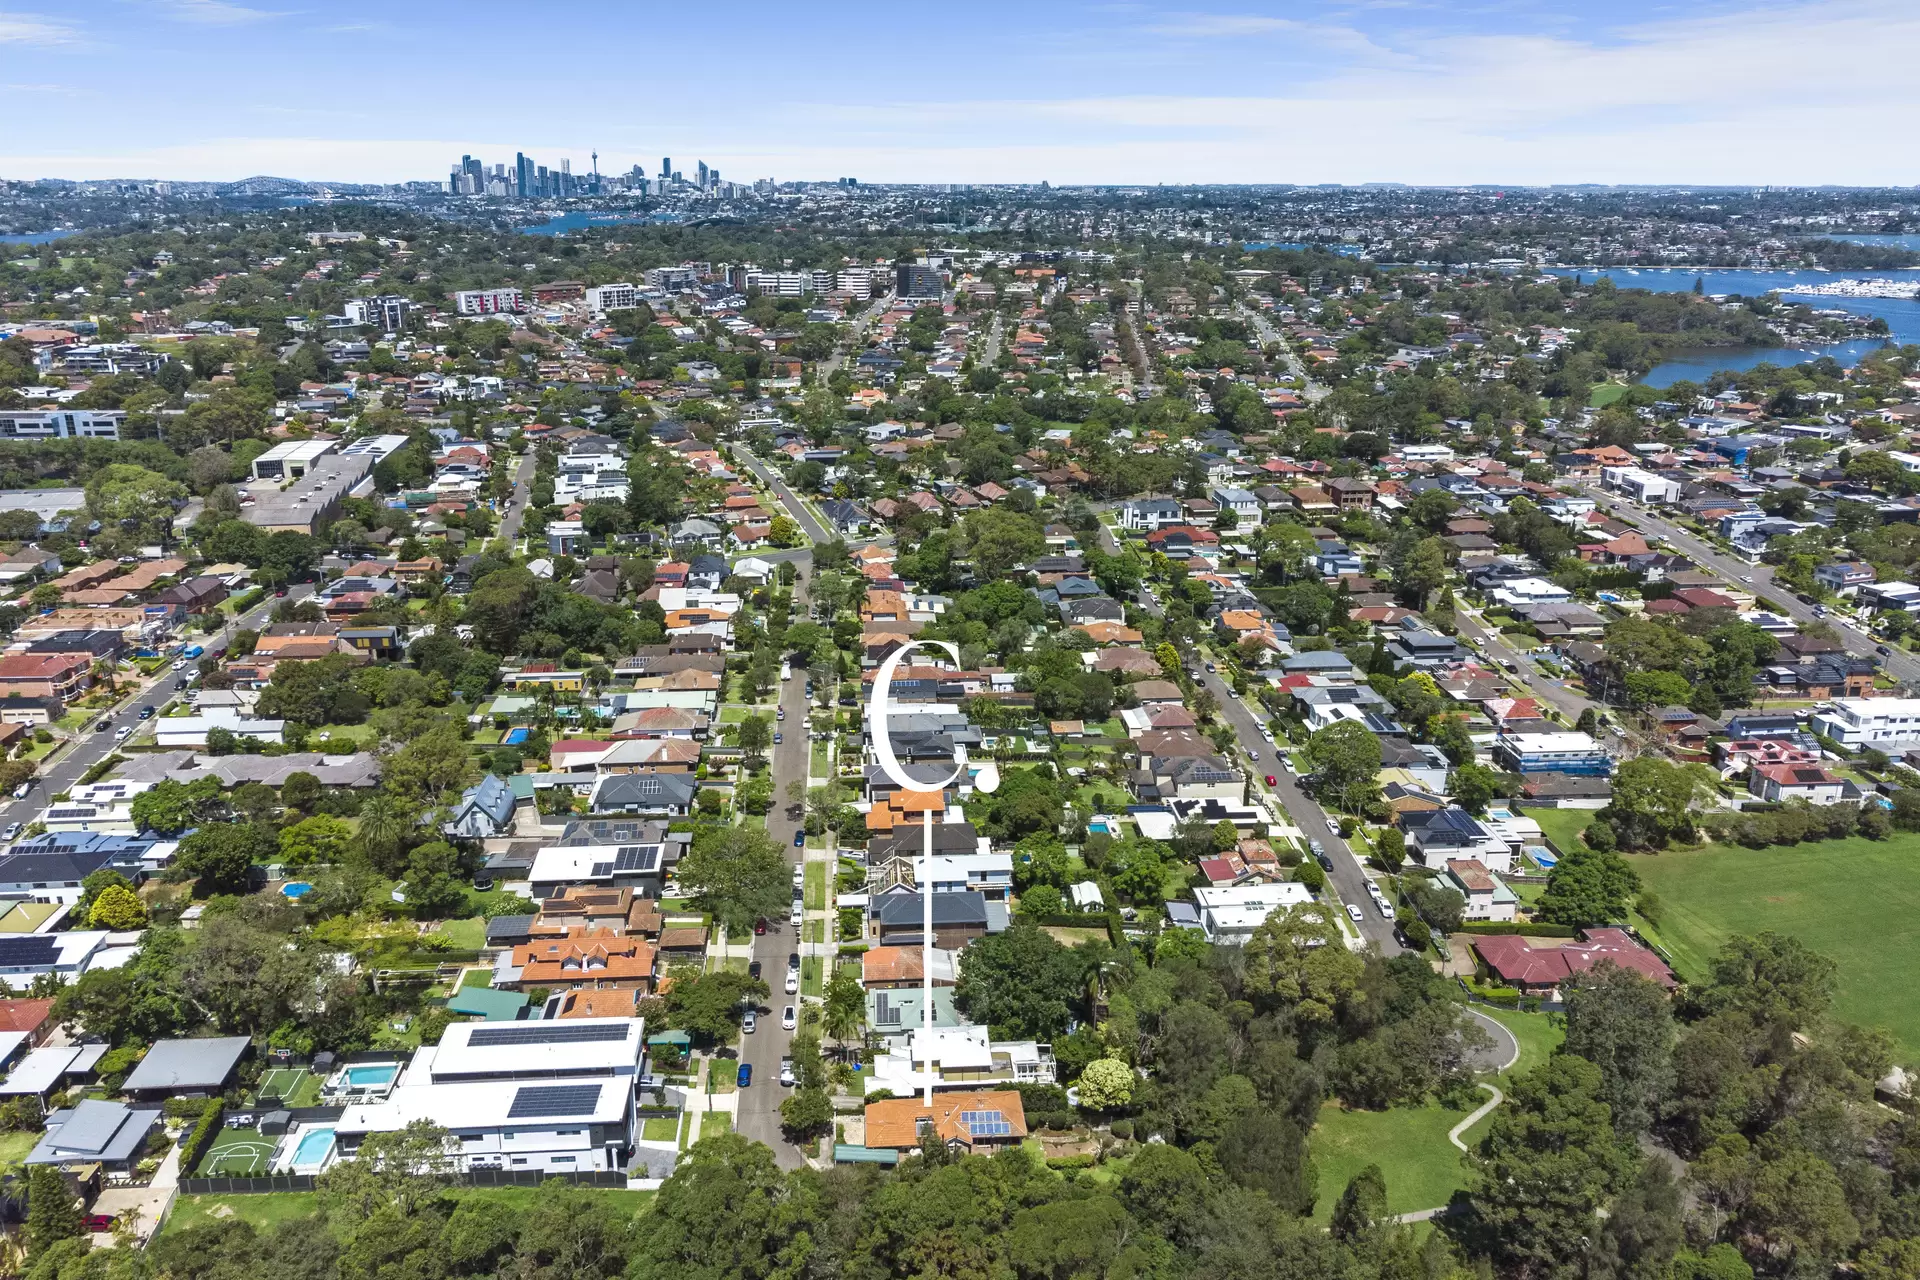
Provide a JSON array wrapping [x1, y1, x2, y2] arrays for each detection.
[[753, 919, 767, 935], [84, 1214, 115, 1231], [1265, 775, 1277, 786]]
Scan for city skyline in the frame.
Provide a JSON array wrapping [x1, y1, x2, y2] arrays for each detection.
[[0, 0, 1915, 186]]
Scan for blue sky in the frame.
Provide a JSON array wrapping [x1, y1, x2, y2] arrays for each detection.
[[1, 0, 1915, 184]]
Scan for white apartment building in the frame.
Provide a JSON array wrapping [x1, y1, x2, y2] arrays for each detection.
[[1810, 698, 1920, 751], [865, 1024, 1054, 1097], [1600, 465, 1681, 504], [0, 411, 122, 441], [584, 283, 640, 312], [251, 438, 339, 481], [1398, 444, 1456, 464], [454, 288, 525, 316], [332, 1018, 647, 1175]]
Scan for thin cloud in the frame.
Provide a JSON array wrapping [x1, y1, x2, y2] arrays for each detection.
[[153, 0, 286, 25], [0, 11, 79, 44]]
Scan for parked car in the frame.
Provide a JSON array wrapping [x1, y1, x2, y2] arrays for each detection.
[[138, 705, 156, 719], [1247, 749, 1259, 762], [113, 726, 132, 742], [1204, 662, 1216, 673], [779, 1058, 795, 1087], [754, 918, 767, 935], [773, 731, 782, 744], [737, 1063, 752, 1088], [742, 1010, 757, 1035], [775, 707, 785, 721], [793, 830, 805, 847], [1326, 818, 1341, 835], [782, 1005, 797, 1030], [83, 1214, 115, 1232], [1879, 645, 1894, 657], [1317, 855, 1334, 871], [1264, 774, 1276, 786], [1, 823, 18, 841], [1309, 839, 1324, 855], [748, 960, 762, 980], [785, 971, 799, 994], [1345, 904, 1363, 923]]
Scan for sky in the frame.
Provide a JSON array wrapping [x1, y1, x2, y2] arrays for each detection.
[[0, 0, 1916, 186]]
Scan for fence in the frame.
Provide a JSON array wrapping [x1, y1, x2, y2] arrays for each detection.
[[180, 1167, 630, 1196]]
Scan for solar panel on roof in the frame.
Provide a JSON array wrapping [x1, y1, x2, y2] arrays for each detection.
[[467, 1022, 630, 1047], [590, 862, 614, 877], [613, 848, 653, 872], [507, 1083, 603, 1119], [959, 1109, 1011, 1137], [0, 936, 59, 965]]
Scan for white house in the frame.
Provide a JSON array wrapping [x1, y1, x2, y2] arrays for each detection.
[[1486, 578, 1573, 609], [1748, 763, 1848, 805], [1810, 698, 1920, 751], [1118, 498, 1184, 532], [1209, 487, 1261, 524], [1444, 859, 1518, 923], [153, 709, 286, 750], [865, 1024, 1055, 1097], [1192, 882, 1314, 945], [1600, 465, 1681, 504], [330, 1019, 646, 1175]]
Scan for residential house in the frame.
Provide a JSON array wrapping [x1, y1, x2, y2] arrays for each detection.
[[862, 1089, 1028, 1155], [1748, 763, 1848, 805]]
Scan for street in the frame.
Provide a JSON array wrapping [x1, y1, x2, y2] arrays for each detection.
[[496, 451, 536, 548], [0, 585, 314, 830], [1585, 490, 1920, 688], [1192, 665, 1405, 954]]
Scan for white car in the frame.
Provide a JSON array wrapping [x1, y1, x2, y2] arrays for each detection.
[[1280, 757, 1295, 773], [1326, 818, 1341, 835], [785, 971, 799, 994], [113, 726, 132, 742], [170, 659, 185, 671], [742, 1010, 757, 1035], [1345, 904, 1363, 924], [782, 1005, 797, 1030], [779, 1058, 796, 1088]]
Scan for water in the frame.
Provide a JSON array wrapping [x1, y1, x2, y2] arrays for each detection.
[[1546, 267, 1920, 385], [1243, 241, 1367, 257], [0, 230, 78, 245], [1825, 233, 1920, 251], [519, 210, 683, 236], [290, 1126, 335, 1167], [345, 1064, 396, 1087], [280, 881, 312, 899]]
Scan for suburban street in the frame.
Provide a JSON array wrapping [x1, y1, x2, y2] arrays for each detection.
[[1191, 664, 1405, 954], [1584, 489, 1920, 688], [495, 451, 536, 548], [0, 584, 315, 831]]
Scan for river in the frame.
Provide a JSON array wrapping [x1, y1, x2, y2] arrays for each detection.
[[1545, 266, 1920, 387]]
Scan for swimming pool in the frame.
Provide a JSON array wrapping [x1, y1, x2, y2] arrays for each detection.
[[345, 1064, 397, 1088], [503, 728, 530, 745], [281, 882, 312, 899], [290, 1126, 335, 1167]]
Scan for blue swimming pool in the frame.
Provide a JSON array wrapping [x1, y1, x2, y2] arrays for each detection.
[[503, 728, 530, 745], [345, 1064, 397, 1087], [281, 882, 312, 898], [291, 1126, 335, 1166]]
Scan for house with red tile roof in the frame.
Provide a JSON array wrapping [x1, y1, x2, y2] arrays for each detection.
[[1473, 927, 1676, 996]]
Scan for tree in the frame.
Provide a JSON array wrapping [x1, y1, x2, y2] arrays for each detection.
[[1331, 1163, 1387, 1244], [1561, 961, 1675, 1137], [662, 967, 769, 1046], [779, 1087, 833, 1141], [1448, 762, 1512, 815], [1599, 756, 1695, 850], [1241, 902, 1364, 1025], [25, 1163, 81, 1254], [1534, 846, 1641, 927], [355, 793, 417, 875], [1215, 1108, 1317, 1215], [1469, 1054, 1633, 1277], [1394, 536, 1449, 608], [84, 463, 187, 539], [88, 882, 147, 930], [1694, 931, 1836, 1028], [317, 1120, 453, 1219], [1734, 1146, 1860, 1275], [173, 822, 275, 896], [953, 919, 1088, 1040], [675, 825, 789, 937], [822, 965, 864, 1050], [279, 814, 353, 867], [626, 1133, 806, 1280], [735, 713, 771, 761], [1404, 877, 1465, 933], [1589, 1156, 1685, 1280], [1302, 721, 1382, 813], [281, 771, 323, 814], [130, 776, 223, 835], [1077, 1056, 1134, 1110]]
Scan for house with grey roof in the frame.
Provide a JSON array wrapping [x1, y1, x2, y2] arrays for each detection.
[[120, 1035, 251, 1100], [445, 773, 518, 839], [587, 772, 698, 817], [27, 1099, 161, 1171]]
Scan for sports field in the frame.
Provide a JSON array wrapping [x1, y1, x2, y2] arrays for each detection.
[[255, 1067, 323, 1108], [197, 1127, 278, 1176], [1630, 835, 1920, 1058]]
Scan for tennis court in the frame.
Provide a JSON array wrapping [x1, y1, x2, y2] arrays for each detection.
[[255, 1067, 321, 1108], [197, 1127, 278, 1176]]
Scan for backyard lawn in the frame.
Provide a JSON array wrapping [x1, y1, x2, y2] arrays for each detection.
[[1522, 807, 1595, 855], [1310, 1102, 1473, 1221], [0, 1131, 37, 1164], [430, 917, 487, 950], [1631, 835, 1920, 1057], [164, 1186, 653, 1236]]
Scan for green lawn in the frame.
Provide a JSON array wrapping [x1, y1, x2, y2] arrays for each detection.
[[1469, 1004, 1564, 1079], [804, 862, 827, 912], [1632, 835, 1920, 1058], [1522, 807, 1595, 855], [0, 1130, 37, 1164], [642, 1115, 681, 1143], [430, 918, 487, 950], [164, 1186, 653, 1236], [1310, 1102, 1471, 1221], [197, 1126, 279, 1176], [1588, 382, 1628, 408]]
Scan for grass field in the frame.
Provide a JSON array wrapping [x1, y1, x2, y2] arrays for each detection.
[[1470, 1004, 1564, 1079], [1631, 836, 1920, 1056], [641, 1115, 681, 1143], [0, 1130, 37, 1164], [1310, 1102, 1472, 1221], [804, 862, 826, 912], [164, 1186, 654, 1236], [197, 1126, 278, 1176], [1589, 383, 1628, 408], [429, 917, 486, 950], [1523, 807, 1595, 855], [255, 1067, 322, 1108]]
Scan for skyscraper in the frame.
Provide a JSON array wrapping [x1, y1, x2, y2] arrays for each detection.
[[660, 157, 671, 181], [515, 152, 533, 198]]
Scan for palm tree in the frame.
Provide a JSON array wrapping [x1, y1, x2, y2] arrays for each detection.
[[357, 794, 415, 875], [90, 659, 117, 698]]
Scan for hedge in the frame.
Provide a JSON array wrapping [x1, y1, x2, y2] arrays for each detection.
[[1456, 922, 1577, 937], [1465, 982, 1523, 1006], [178, 1098, 225, 1175]]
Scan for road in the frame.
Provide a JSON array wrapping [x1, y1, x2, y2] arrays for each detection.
[[496, 451, 537, 549], [1450, 607, 1599, 725], [728, 444, 822, 1168], [1585, 490, 1920, 688], [0, 585, 314, 830], [1190, 663, 1404, 954], [821, 296, 892, 378], [980, 312, 1005, 367], [1239, 302, 1330, 406]]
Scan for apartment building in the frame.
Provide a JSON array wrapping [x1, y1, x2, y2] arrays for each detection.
[[453, 288, 526, 315], [1810, 698, 1920, 751], [0, 411, 123, 441]]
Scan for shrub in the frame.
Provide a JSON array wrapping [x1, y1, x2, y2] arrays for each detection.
[[1108, 1118, 1134, 1140], [177, 1099, 225, 1175]]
